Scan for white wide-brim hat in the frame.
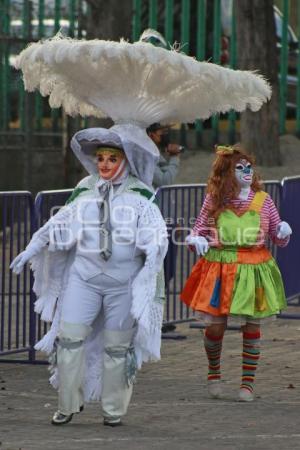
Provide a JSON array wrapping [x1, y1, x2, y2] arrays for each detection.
[[15, 35, 271, 185], [71, 124, 159, 187]]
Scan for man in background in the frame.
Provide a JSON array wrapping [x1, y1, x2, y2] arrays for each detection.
[[147, 123, 183, 188], [140, 29, 183, 187]]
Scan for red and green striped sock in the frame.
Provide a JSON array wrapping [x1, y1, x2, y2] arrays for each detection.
[[241, 330, 261, 393], [204, 330, 224, 382]]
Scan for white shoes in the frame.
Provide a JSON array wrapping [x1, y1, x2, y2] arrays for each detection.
[[238, 388, 254, 402], [208, 381, 255, 402], [207, 380, 222, 399], [103, 417, 122, 427], [51, 405, 84, 425]]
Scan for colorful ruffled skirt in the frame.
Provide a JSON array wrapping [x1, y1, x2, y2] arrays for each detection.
[[181, 246, 286, 320]]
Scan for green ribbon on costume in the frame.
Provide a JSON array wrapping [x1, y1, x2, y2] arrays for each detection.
[[130, 187, 158, 205], [65, 187, 89, 205]]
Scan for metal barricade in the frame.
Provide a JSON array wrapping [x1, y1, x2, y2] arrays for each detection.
[[157, 184, 205, 324], [0, 191, 36, 361], [277, 176, 300, 317], [1, 178, 299, 362], [263, 180, 282, 259], [35, 189, 73, 227]]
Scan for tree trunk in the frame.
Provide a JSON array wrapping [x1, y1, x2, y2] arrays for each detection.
[[84, 0, 132, 126], [85, 0, 132, 40], [84, 0, 132, 127], [236, 0, 281, 165]]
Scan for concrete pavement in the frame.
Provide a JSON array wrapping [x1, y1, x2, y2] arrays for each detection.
[[1, 315, 300, 450]]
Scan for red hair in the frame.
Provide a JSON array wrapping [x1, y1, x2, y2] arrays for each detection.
[[207, 144, 262, 219]]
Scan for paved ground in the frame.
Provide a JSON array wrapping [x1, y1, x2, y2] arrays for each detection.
[[1, 314, 300, 450]]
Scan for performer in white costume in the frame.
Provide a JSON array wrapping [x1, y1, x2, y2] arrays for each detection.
[[11, 125, 168, 426], [12, 33, 272, 427]]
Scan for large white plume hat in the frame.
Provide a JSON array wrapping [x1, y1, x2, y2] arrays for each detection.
[[15, 34, 271, 125], [15, 35, 271, 184]]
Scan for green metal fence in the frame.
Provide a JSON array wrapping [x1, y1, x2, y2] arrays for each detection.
[[1, 0, 300, 143]]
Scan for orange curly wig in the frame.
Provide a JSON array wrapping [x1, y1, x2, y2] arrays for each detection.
[[207, 144, 262, 220]]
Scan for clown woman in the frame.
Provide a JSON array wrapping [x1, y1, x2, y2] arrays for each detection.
[[181, 144, 292, 402]]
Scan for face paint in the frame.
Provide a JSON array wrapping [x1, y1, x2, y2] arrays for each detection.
[[235, 159, 253, 187], [95, 151, 125, 180]]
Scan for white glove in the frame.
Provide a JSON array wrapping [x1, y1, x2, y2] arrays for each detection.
[[276, 221, 292, 240], [185, 234, 209, 256], [10, 246, 38, 274]]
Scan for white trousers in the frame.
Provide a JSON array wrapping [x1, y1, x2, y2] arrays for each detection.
[[57, 267, 138, 416], [61, 267, 136, 330]]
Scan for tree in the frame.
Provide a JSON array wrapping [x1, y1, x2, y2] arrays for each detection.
[[85, 0, 132, 40], [236, 0, 281, 165]]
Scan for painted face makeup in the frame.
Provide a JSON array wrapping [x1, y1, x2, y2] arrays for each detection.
[[95, 150, 125, 180], [235, 159, 254, 187]]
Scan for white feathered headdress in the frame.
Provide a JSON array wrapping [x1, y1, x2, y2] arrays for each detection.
[[14, 35, 271, 184], [15, 35, 271, 126]]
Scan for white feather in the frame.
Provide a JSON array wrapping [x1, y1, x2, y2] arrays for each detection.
[[15, 35, 271, 126]]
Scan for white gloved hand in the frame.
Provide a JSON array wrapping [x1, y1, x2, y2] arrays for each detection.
[[185, 234, 209, 256], [10, 246, 38, 274], [276, 221, 292, 240]]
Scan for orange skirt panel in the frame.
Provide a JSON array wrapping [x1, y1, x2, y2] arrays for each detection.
[[181, 258, 237, 316]]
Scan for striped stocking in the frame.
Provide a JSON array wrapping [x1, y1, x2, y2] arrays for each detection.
[[204, 330, 224, 382], [241, 330, 261, 393]]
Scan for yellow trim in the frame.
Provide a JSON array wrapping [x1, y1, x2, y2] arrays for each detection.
[[248, 191, 268, 213], [95, 147, 124, 157], [215, 145, 234, 155], [255, 287, 268, 311]]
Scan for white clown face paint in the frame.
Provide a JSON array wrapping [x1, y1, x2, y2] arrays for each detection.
[[235, 159, 253, 187]]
